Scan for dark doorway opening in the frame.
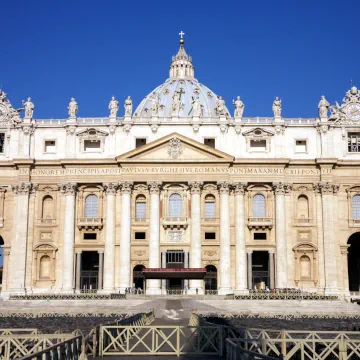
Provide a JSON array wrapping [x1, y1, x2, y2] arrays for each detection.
[[80, 251, 99, 290], [166, 250, 184, 290], [252, 251, 269, 290], [348, 232, 360, 292], [133, 264, 145, 290], [0, 236, 4, 288], [205, 265, 217, 291]]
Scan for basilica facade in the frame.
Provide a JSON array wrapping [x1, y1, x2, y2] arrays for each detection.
[[0, 36, 359, 297]]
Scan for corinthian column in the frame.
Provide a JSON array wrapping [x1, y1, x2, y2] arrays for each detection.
[[9, 182, 33, 293], [102, 183, 118, 293], [234, 182, 248, 294], [319, 182, 339, 294], [146, 181, 162, 295], [273, 182, 291, 288], [189, 181, 203, 295], [59, 183, 77, 293], [118, 182, 133, 293], [217, 181, 232, 295]]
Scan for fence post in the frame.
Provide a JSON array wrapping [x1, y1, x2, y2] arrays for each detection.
[[177, 326, 180, 357], [219, 325, 224, 357], [99, 327, 103, 357], [281, 330, 286, 358], [80, 336, 87, 360]]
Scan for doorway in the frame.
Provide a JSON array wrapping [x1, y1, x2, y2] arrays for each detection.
[[252, 251, 269, 290], [204, 265, 217, 291], [348, 232, 360, 292], [80, 251, 99, 290], [133, 264, 145, 290], [166, 250, 184, 290]]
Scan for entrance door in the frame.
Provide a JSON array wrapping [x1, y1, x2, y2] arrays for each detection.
[[348, 233, 360, 292], [80, 251, 99, 291], [252, 251, 269, 290], [166, 250, 184, 290]]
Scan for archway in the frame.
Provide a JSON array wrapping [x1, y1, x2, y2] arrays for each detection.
[[133, 265, 145, 290], [348, 232, 360, 292], [0, 236, 3, 288], [204, 265, 217, 291]]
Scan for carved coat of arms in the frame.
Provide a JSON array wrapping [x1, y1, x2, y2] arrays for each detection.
[[167, 137, 183, 159]]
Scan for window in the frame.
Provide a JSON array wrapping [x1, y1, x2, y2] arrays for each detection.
[[135, 232, 146, 240], [205, 232, 216, 240], [84, 140, 101, 152], [300, 255, 311, 279], [136, 138, 146, 148], [297, 195, 309, 219], [204, 138, 215, 148], [44, 140, 56, 153], [84, 233, 97, 240], [85, 194, 98, 218], [352, 195, 360, 220], [0, 133, 4, 154], [205, 194, 216, 218], [169, 193, 182, 217], [254, 232, 267, 240], [348, 133, 360, 153], [253, 194, 266, 218], [250, 139, 266, 152], [42, 195, 54, 219], [295, 140, 307, 153], [135, 195, 146, 219], [39, 255, 51, 279]]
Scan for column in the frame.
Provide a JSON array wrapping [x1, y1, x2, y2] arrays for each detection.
[[318, 125, 329, 157], [319, 182, 339, 294], [146, 181, 162, 295], [217, 181, 232, 295], [247, 251, 253, 290], [273, 182, 290, 288], [59, 183, 77, 293], [161, 251, 167, 295], [184, 251, 189, 291], [98, 250, 104, 291], [65, 126, 77, 157], [313, 184, 325, 291], [118, 182, 133, 293], [269, 250, 275, 289], [75, 251, 81, 291], [9, 182, 32, 293], [341, 247, 350, 295], [189, 181, 203, 295], [22, 126, 32, 157], [102, 183, 118, 293], [234, 182, 248, 294]]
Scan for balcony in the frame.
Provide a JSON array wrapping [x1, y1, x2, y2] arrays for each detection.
[[349, 219, 360, 227], [134, 217, 147, 223], [77, 217, 103, 230], [36, 218, 57, 227], [202, 217, 219, 224], [293, 218, 313, 227], [248, 217, 273, 229], [162, 216, 188, 229]]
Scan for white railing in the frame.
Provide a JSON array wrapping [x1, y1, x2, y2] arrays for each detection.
[[77, 117, 109, 124], [134, 217, 147, 222], [162, 216, 188, 229], [350, 219, 360, 225], [37, 218, 56, 225], [77, 217, 103, 229]]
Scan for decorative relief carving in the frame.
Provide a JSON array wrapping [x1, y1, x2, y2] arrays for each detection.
[[217, 181, 230, 194], [58, 183, 77, 195], [65, 126, 77, 136], [12, 182, 33, 195], [318, 182, 339, 195], [123, 124, 132, 134], [0, 89, 23, 125], [233, 182, 247, 195], [103, 182, 118, 195], [167, 137, 183, 159], [148, 181, 162, 194], [119, 181, 133, 194], [189, 181, 203, 195], [167, 231, 183, 243]]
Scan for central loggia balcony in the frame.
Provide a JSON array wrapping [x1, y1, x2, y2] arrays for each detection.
[[77, 217, 103, 230], [247, 217, 273, 229], [162, 216, 188, 229]]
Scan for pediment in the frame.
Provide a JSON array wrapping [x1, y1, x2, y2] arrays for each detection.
[[76, 128, 108, 137], [242, 127, 274, 137], [117, 133, 234, 163]]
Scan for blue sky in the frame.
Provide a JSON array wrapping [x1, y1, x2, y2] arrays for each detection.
[[1, 0, 359, 118]]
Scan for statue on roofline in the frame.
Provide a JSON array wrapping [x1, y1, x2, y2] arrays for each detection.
[[272, 97, 282, 117], [22, 97, 34, 118], [108, 96, 119, 117], [233, 96, 244, 118], [124, 96, 132, 116]]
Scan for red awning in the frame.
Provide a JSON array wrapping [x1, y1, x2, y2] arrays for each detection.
[[142, 268, 207, 279]]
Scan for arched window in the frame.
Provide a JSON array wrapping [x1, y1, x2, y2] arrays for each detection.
[[297, 195, 309, 219], [205, 194, 216, 218], [300, 255, 311, 279], [253, 194, 266, 218], [85, 194, 98, 218], [135, 195, 146, 219], [352, 195, 360, 220], [39, 255, 51, 279], [169, 193, 182, 217], [42, 195, 54, 219]]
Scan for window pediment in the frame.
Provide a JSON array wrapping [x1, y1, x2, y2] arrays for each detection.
[[76, 128, 109, 137], [242, 127, 274, 137]]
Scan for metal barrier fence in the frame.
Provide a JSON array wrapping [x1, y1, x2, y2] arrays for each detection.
[[9, 292, 126, 300]]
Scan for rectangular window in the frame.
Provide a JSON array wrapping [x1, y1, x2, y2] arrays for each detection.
[[135, 232, 146, 240], [204, 138, 215, 148], [254, 232, 267, 240], [136, 138, 147, 148], [84, 233, 97, 240], [135, 202, 146, 219], [205, 201, 216, 218], [205, 232, 216, 240], [295, 140, 307, 153], [348, 133, 360, 153], [84, 140, 101, 152], [0, 133, 4, 154], [44, 140, 56, 153], [250, 139, 266, 152]]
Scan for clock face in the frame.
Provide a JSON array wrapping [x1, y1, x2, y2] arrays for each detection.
[[347, 104, 360, 121], [0, 104, 8, 121]]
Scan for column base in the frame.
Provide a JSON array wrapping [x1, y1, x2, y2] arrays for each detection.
[[146, 287, 162, 296], [218, 288, 233, 296], [234, 288, 249, 295], [188, 288, 204, 295]]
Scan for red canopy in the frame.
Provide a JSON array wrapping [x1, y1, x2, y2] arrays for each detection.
[[142, 268, 207, 279]]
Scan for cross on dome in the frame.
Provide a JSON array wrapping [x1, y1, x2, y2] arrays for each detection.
[[179, 31, 185, 39]]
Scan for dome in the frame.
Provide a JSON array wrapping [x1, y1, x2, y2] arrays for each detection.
[[134, 38, 230, 119]]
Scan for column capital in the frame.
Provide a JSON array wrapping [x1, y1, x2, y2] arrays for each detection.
[[273, 182, 292, 195], [98, 249, 105, 254], [103, 182, 118, 195], [119, 181, 133, 194], [268, 249, 275, 254], [217, 181, 231, 194], [317, 181, 339, 195], [12, 182, 33, 195], [189, 181, 203, 195], [147, 181, 162, 194], [75, 249, 82, 254], [233, 182, 247, 195], [58, 182, 77, 195], [247, 250, 253, 255]]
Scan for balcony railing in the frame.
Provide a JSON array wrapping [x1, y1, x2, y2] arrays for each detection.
[[37, 218, 56, 226], [77, 217, 103, 230], [202, 217, 219, 223], [350, 219, 360, 226], [294, 218, 313, 226], [134, 217, 147, 222], [162, 216, 188, 229], [248, 217, 273, 229]]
